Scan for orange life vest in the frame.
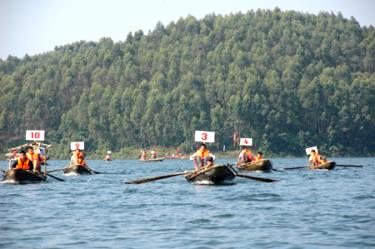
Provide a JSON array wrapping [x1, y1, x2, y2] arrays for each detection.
[[196, 149, 211, 166], [27, 151, 41, 170], [254, 154, 263, 162], [16, 158, 31, 170], [239, 148, 253, 162]]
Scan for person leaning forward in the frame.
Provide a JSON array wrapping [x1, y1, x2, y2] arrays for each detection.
[[309, 150, 321, 166], [190, 143, 215, 170], [71, 149, 85, 165], [11, 150, 33, 171], [237, 146, 254, 164], [26, 146, 43, 172]]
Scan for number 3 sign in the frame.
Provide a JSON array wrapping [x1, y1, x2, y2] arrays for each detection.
[[26, 130, 45, 141], [194, 131, 215, 143]]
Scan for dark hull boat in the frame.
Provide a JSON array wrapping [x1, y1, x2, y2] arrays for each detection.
[[139, 157, 165, 162], [309, 161, 336, 170], [3, 168, 46, 184], [63, 165, 93, 175], [236, 159, 273, 172], [185, 165, 236, 185]]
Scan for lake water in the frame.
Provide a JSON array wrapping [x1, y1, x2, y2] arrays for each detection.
[[1, 158, 374, 248]]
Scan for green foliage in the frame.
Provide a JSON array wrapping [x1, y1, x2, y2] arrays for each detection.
[[0, 9, 374, 157]]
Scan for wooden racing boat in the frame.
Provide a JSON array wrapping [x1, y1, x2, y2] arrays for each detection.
[[139, 157, 165, 162], [236, 159, 273, 172], [3, 168, 46, 184], [63, 164, 93, 175], [309, 161, 336, 170], [185, 164, 236, 184]]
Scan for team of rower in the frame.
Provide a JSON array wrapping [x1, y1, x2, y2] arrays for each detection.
[[190, 143, 329, 169], [309, 149, 328, 166], [189, 143, 265, 170], [9, 143, 329, 172], [11, 146, 44, 173], [140, 149, 158, 160], [70, 148, 88, 168]]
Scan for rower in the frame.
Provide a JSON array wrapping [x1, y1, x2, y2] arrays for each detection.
[[11, 150, 33, 171], [253, 151, 263, 163], [71, 148, 85, 165], [150, 149, 157, 159], [190, 143, 215, 170], [237, 146, 253, 164], [205, 156, 214, 168], [77, 156, 88, 167], [309, 150, 321, 166], [26, 146, 43, 172], [140, 150, 147, 160]]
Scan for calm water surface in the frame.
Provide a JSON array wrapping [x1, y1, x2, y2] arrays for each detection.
[[1, 158, 374, 248]]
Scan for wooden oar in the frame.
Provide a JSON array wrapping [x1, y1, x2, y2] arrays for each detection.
[[46, 173, 65, 182], [281, 166, 307, 170], [84, 165, 100, 174], [336, 164, 363, 168], [227, 165, 278, 183], [125, 170, 193, 184], [235, 173, 279, 182], [47, 167, 67, 173]]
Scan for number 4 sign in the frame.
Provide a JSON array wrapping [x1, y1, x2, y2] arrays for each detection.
[[26, 130, 45, 141], [240, 138, 253, 146], [194, 131, 215, 143]]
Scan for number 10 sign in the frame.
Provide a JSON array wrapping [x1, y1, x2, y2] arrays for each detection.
[[26, 130, 45, 141], [194, 130, 215, 143]]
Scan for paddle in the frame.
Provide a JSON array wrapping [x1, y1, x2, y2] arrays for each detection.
[[46, 173, 65, 182], [235, 173, 279, 182], [125, 170, 193, 184], [84, 165, 100, 174], [47, 167, 67, 173], [281, 166, 307, 170], [227, 165, 279, 183], [336, 164, 363, 168]]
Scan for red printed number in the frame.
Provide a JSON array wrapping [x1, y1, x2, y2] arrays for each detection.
[[201, 133, 208, 141], [31, 132, 40, 139], [75, 143, 80, 149]]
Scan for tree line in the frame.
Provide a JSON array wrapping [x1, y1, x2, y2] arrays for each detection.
[[0, 8, 374, 158]]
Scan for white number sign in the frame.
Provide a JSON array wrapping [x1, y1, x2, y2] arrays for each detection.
[[305, 146, 318, 155], [70, 141, 85, 150], [26, 130, 45, 141], [240, 138, 253, 146], [194, 130, 215, 143]]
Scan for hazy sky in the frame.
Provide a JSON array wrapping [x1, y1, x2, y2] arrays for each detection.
[[1, 0, 374, 59]]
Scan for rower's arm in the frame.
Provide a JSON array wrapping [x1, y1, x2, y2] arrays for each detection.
[[10, 160, 17, 168]]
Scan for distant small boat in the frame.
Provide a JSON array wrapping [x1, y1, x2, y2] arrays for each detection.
[[309, 161, 336, 170], [139, 157, 165, 162], [3, 168, 46, 184], [185, 164, 235, 184], [63, 165, 93, 175], [236, 159, 273, 172]]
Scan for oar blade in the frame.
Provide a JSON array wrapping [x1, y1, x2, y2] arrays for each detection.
[[47, 167, 67, 173], [282, 166, 307, 170], [125, 171, 188, 184], [336, 164, 363, 168], [46, 173, 65, 182], [236, 173, 278, 183]]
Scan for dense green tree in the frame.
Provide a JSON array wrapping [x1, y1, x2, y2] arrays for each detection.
[[0, 9, 374, 157]]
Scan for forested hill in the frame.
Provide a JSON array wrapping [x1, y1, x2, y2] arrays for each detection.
[[0, 8, 374, 157]]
